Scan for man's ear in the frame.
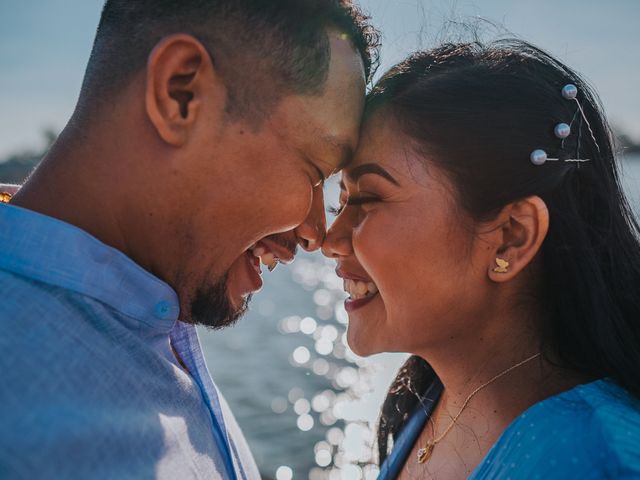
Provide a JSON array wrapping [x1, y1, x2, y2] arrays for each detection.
[[485, 196, 549, 283], [145, 34, 223, 147]]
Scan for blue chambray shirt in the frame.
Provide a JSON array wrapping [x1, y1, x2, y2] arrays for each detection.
[[0, 203, 260, 480]]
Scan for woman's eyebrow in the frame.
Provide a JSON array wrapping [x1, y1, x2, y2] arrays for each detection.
[[345, 163, 400, 186]]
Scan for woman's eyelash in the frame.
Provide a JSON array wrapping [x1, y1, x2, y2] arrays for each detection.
[[328, 196, 380, 217], [328, 204, 343, 216], [347, 196, 381, 206]]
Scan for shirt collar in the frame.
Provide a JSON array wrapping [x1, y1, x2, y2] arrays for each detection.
[[0, 203, 180, 331]]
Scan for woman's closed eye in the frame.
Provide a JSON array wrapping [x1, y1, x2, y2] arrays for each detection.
[[328, 196, 381, 217], [327, 204, 345, 216]]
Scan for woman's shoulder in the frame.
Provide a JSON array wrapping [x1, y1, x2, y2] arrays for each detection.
[[566, 379, 640, 473], [470, 379, 640, 479], [535, 377, 640, 426]]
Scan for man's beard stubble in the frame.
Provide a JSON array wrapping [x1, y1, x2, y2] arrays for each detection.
[[188, 271, 251, 330], [184, 233, 297, 329]]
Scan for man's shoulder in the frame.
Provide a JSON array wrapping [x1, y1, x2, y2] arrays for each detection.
[[1, 270, 103, 352], [0, 269, 76, 318], [0, 269, 127, 391]]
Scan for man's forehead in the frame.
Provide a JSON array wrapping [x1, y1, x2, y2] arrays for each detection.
[[320, 134, 355, 173]]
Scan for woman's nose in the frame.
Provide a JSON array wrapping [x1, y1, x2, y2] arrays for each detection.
[[322, 214, 353, 258]]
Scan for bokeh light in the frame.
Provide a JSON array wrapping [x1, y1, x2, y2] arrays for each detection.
[[292, 346, 311, 365], [297, 414, 315, 431], [275, 466, 293, 480]]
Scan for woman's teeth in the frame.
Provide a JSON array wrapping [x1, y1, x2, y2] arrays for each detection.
[[250, 245, 279, 272], [343, 279, 378, 300]]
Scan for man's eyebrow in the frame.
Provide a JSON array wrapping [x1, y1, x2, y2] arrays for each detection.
[[335, 144, 354, 171], [309, 160, 325, 184], [346, 163, 400, 186], [322, 136, 354, 173]]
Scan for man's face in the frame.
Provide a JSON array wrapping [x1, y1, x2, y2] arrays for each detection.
[[175, 32, 365, 328]]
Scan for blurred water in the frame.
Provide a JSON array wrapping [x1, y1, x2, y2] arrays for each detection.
[[199, 152, 640, 480], [620, 153, 640, 215]]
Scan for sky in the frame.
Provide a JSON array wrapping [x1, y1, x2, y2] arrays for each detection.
[[0, 0, 638, 159]]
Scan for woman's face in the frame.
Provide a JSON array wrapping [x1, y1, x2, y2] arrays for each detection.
[[323, 112, 495, 357]]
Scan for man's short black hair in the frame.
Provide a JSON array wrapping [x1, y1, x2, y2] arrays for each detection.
[[82, 0, 380, 120]]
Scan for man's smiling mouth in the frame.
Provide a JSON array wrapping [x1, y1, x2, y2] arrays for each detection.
[[246, 237, 297, 274], [249, 243, 280, 272]]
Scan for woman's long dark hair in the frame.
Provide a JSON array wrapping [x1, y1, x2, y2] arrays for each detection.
[[370, 39, 640, 464]]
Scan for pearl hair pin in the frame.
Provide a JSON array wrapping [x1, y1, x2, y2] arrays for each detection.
[[561, 83, 578, 100], [529, 84, 600, 166], [554, 123, 571, 139], [530, 149, 590, 166]]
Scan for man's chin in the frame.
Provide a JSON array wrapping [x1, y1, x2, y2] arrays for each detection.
[[186, 276, 252, 330]]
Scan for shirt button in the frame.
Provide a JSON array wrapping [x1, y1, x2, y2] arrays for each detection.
[[154, 300, 172, 319]]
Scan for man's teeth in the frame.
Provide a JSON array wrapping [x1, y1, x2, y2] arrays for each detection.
[[261, 252, 279, 272], [261, 252, 275, 266], [250, 246, 279, 271], [343, 279, 379, 300]]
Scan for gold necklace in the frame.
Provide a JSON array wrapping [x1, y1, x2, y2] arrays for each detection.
[[416, 352, 541, 464]]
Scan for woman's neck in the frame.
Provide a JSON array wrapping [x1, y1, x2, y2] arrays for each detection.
[[416, 311, 591, 439]]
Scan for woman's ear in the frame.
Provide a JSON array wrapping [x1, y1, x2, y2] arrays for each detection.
[[145, 34, 222, 147], [486, 196, 549, 283]]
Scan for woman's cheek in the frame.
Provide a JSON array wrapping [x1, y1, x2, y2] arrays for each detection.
[[352, 217, 390, 282], [351, 207, 377, 243], [351, 219, 375, 264]]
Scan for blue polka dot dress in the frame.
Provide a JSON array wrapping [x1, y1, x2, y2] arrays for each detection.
[[379, 379, 640, 479], [469, 379, 640, 479]]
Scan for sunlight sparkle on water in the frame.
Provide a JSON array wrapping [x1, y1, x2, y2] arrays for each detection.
[[292, 346, 311, 365], [297, 414, 314, 431], [300, 317, 317, 335], [275, 466, 293, 480], [280, 252, 407, 478], [294, 398, 311, 415], [271, 397, 288, 414]]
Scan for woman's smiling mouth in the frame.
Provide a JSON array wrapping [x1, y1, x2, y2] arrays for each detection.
[[336, 269, 380, 311], [343, 278, 378, 299]]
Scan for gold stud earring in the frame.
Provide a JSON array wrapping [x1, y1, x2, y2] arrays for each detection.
[[493, 257, 509, 273]]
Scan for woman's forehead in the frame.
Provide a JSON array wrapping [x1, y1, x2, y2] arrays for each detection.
[[343, 120, 427, 185]]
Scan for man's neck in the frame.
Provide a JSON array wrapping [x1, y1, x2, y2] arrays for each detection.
[[11, 125, 137, 265]]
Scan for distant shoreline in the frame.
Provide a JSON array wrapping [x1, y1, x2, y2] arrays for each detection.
[[1, 132, 640, 184]]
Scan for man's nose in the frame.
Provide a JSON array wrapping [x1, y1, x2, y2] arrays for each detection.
[[294, 184, 327, 252]]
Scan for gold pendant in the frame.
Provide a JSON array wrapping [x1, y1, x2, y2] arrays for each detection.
[[417, 443, 434, 464], [0, 192, 12, 204]]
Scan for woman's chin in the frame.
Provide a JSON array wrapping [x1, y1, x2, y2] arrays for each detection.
[[346, 327, 384, 357], [345, 305, 390, 357]]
